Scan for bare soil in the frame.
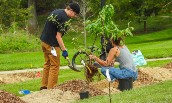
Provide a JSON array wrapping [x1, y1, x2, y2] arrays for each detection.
[[0, 62, 172, 103], [0, 90, 25, 103]]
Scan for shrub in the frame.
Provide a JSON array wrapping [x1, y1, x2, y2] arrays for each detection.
[[0, 27, 41, 53]]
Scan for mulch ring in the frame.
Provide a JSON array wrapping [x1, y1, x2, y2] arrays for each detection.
[[54, 80, 107, 97], [134, 67, 172, 87], [0, 90, 26, 103], [164, 62, 172, 70], [0, 80, 5, 84], [54, 66, 172, 96], [0, 72, 40, 84]]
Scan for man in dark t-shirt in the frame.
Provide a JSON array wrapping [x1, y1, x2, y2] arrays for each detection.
[[40, 3, 80, 90]]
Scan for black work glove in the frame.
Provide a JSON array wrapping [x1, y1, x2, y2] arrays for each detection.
[[62, 50, 68, 59]]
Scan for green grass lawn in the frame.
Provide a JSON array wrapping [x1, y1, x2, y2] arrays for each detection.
[[0, 28, 172, 71], [126, 28, 172, 44], [127, 39, 172, 58], [0, 52, 44, 71], [74, 80, 172, 103], [143, 59, 172, 67], [126, 28, 172, 58]]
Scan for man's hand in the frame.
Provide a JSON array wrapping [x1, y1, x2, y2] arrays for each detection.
[[62, 50, 68, 58]]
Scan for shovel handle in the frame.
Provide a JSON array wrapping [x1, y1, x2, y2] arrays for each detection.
[[66, 57, 80, 72], [66, 57, 71, 64]]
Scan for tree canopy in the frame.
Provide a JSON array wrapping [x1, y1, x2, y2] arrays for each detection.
[[0, 0, 171, 33]]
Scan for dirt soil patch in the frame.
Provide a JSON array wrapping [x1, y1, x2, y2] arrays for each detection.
[[0, 90, 26, 103], [0, 62, 172, 103], [0, 72, 40, 84]]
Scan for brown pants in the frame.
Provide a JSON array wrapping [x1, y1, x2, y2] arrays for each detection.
[[41, 41, 60, 89]]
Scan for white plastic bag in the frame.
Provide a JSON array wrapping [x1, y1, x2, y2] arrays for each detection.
[[51, 47, 57, 56], [106, 69, 111, 82], [132, 50, 147, 66]]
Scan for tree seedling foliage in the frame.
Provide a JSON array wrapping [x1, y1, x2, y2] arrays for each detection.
[[86, 4, 134, 45]]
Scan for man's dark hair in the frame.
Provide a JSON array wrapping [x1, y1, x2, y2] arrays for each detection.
[[69, 3, 80, 14]]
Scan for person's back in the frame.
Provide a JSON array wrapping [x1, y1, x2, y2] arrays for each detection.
[[116, 46, 137, 72], [89, 36, 138, 82], [39, 3, 80, 90], [40, 9, 69, 47]]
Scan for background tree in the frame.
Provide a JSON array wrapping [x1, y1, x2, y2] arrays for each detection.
[[28, 0, 38, 34], [72, 0, 108, 48], [110, 0, 172, 32], [1, 0, 171, 34], [101, 0, 106, 9], [71, 0, 91, 48], [86, 4, 134, 43], [0, 0, 30, 29]]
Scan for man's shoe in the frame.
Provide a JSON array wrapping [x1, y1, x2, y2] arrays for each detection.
[[40, 86, 47, 90]]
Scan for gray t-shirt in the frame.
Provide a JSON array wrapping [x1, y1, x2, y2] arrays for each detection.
[[116, 46, 137, 72]]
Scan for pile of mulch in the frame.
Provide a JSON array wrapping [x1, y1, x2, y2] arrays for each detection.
[[21, 80, 107, 103], [0, 90, 26, 103], [137, 69, 155, 84], [133, 67, 172, 87], [0, 80, 5, 84], [21, 89, 78, 103], [11, 72, 39, 78], [90, 79, 121, 94], [139, 67, 172, 81], [0, 72, 40, 84], [164, 62, 172, 69], [54, 80, 106, 97]]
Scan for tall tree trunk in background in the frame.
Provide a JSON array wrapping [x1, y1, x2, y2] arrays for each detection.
[[144, 20, 147, 32], [101, 0, 105, 9], [28, 0, 38, 34], [76, 0, 87, 49], [82, 0, 87, 49], [143, 17, 147, 32]]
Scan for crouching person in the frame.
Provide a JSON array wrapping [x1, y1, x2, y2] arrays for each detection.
[[89, 37, 138, 82]]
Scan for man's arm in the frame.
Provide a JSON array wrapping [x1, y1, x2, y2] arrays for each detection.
[[56, 32, 66, 51]]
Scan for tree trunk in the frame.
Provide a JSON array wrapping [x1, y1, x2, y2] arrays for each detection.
[[82, 1, 87, 49], [28, 0, 38, 34], [101, 0, 106, 9], [78, 0, 87, 49], [144, 20, 147, 32], [143, 17, 147, 32]]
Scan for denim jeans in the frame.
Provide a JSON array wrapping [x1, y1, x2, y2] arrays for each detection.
[[101, 67, 138, 81]]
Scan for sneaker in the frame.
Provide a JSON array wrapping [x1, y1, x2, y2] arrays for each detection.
[[40, 86, 47, 90]]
